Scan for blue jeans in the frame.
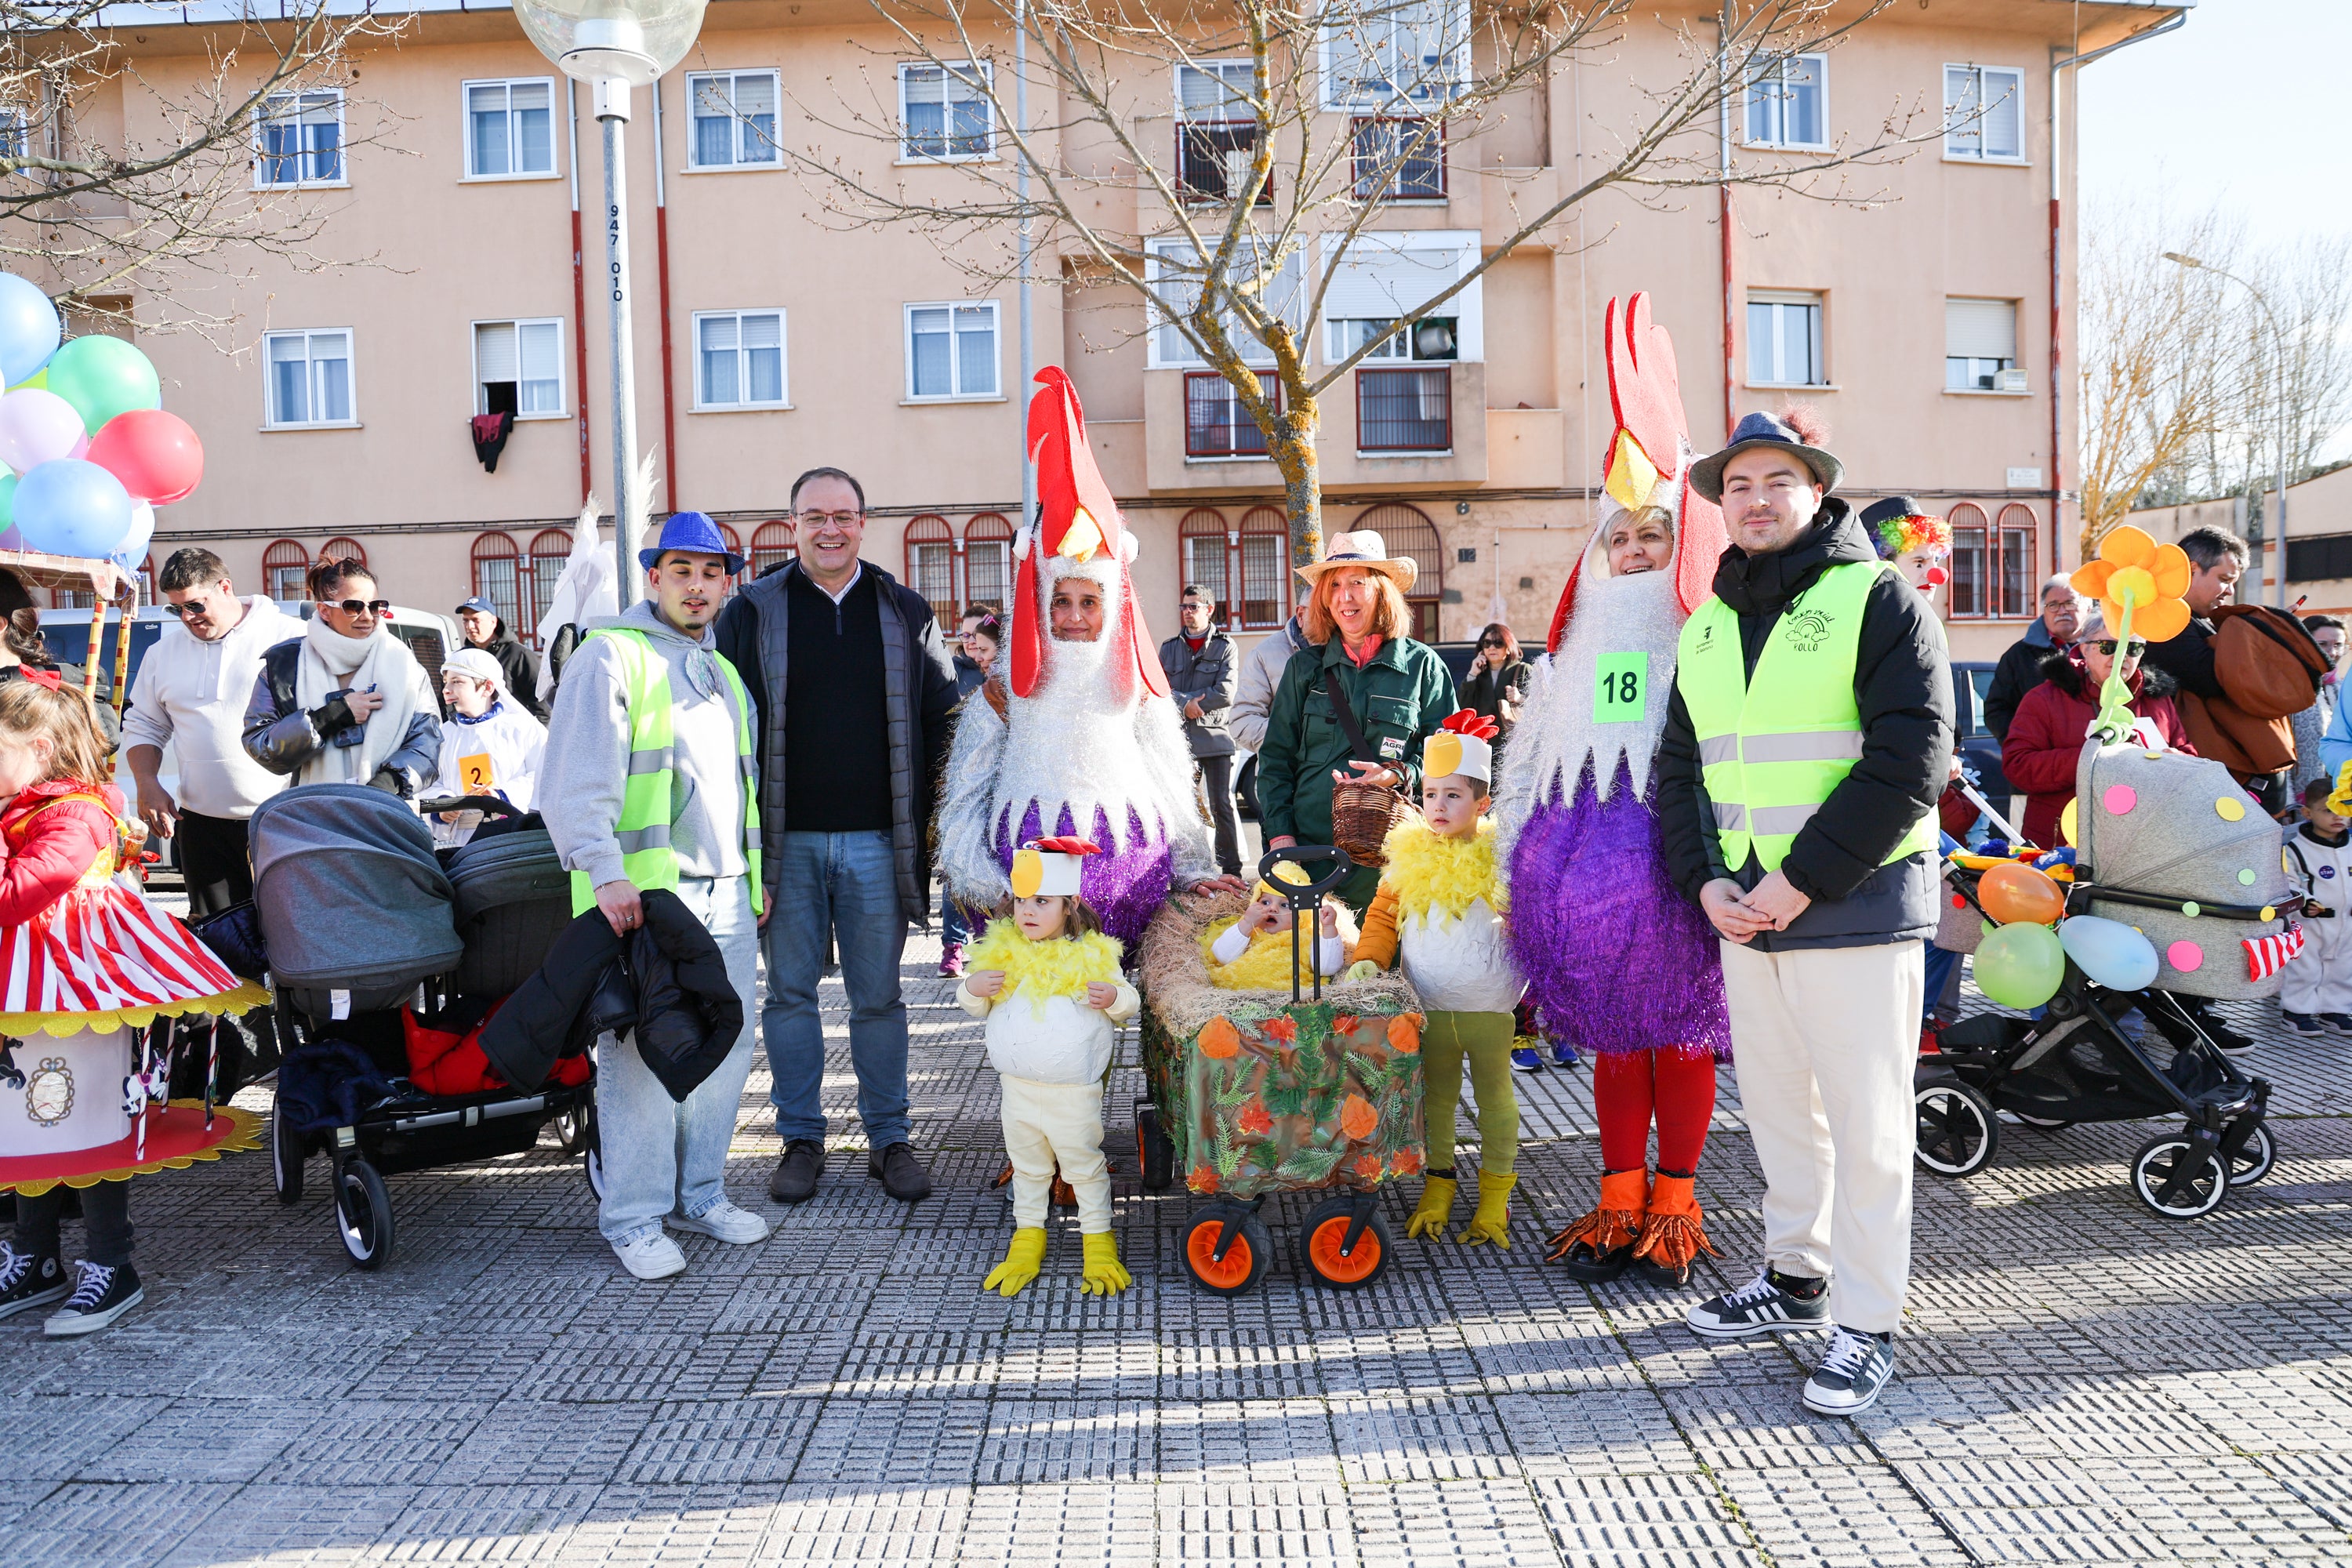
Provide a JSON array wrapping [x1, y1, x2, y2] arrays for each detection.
[[597, 875, 760, 1246], [765, 830, 912, 1149], [940, 889, 970, 948]]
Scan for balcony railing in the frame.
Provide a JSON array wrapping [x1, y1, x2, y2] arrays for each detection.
[[1178, 122, 1275, 205], [1356, 366, 1450, 453], [1351, 117, 1446, 201], [1185, 370, 1281, 459]]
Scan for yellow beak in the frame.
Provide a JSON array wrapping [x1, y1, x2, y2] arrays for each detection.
[[1058, 506, 1104, 563], [1602, 430, 1659, 512]]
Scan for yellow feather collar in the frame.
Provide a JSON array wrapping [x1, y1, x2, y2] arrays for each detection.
[[967, 919, 1124, 1014], [1377, 815, 1505, 920]]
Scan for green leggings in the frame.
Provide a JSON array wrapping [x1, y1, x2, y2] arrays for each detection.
[[1421, 1009, 1519, 1176]]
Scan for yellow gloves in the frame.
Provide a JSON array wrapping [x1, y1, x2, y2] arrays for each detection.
[[1345, 959, 1381, 982], [983, 1227, 1047, 1297], [1405, 1174, 1458, 1239], [1080, 1230, 1132, 1295], [1458, 1171, 1516, 1248]]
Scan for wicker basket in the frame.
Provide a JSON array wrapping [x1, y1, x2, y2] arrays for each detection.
[[1330, 779, 1406, 868]]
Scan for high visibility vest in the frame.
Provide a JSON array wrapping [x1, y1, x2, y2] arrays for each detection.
[[568, 628, 765, 916], [1675, 559, 1933, 873]]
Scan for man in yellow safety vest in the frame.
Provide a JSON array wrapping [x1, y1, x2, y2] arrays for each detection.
[[541, 511, 770, 1282], [1653, 412, 1955, 1417]]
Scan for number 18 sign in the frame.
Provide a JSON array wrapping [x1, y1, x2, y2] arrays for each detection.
[[1593, 652, 1647, 723]]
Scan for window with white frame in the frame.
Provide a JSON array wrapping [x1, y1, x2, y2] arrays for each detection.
[[1748, 291, 1825, 387], [1323, 0, 1468, 110], [474, 319, 564, 418], [905, 303, 1000, 400], [1745, 53, 1826, 148], [256, 90, 344, 187], [0, 107, 25, 161], [695, 310, 787, 408], [1320, 231, 1482, 365], [1944, 64, 2024, 162], [1146, 240, 1307, 368], [264, 329, 354, 427], [1946, 297, 2020, 390], [1178, 62, 1270, 204], [900, 62, 993, 160], [465, 78, 555, 178], [688, 71, 780, 169]]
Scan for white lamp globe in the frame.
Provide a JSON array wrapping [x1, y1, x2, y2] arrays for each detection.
[[515, 0, 708, 87]]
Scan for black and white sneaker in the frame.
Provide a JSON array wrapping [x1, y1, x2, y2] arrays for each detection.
[[2280, 1011, 2328, 1038], [2320, 1013, 2352, 1036], [1685, 1268, 1831, 1340], [0, 1241, 68, 1320], [43, 1260, 143, 1338], [1802, 1325, 1896, 1415]]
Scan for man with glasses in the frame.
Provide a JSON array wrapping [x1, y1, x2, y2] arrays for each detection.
[[1158, 585, 1242, 879], [714, 467, 963, 1207], [1983, 575, 2082, 744]]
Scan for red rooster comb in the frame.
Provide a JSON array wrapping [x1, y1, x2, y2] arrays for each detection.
[[1440, 709, 1501, 742], [1027, 836, 1102, 857]]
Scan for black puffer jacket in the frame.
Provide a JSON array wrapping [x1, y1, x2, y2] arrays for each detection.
[[1656, 498, 1955, 950], [478, 888, 744, 1102]]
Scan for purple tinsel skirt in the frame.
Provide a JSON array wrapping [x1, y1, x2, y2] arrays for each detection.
[[1508, 758, 1730, 1060], [994, 800, 1175, 952]]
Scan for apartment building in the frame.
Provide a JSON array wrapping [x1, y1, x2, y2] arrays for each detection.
[[49, 0, 2186, 661]]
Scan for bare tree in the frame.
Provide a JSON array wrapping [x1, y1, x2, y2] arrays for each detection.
[[780, 0, 1936, 565], [0, 0, 399, 337]]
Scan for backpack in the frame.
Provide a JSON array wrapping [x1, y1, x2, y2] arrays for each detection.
[[2176, 605, 2330, 780]]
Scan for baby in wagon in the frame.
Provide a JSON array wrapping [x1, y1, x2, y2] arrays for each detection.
[[1203, 862, 1358, 990]]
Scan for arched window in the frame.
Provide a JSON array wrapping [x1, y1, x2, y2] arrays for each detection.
[[963, 513, 1014, 617], [1238, 506, 1289, 629], [525, 528, 573, 641], [1349, 503, 1443, 641], [1994, 503, 2039, 619], [717, 523, 747, 591], [904, 514, 956, 623], [750, 520, 795, 578], [262, 539, 309, 602], [1947, 503, 1991, 618], [1178, 508, 1230, 625], [470, 532, 523, 629], [318, 536, 368, 572]]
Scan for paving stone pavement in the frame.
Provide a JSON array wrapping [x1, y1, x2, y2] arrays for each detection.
[[3, 928, 2350, 1566]]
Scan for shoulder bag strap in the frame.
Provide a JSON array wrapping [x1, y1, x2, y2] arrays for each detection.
[[1323, 667, 1378, 766]]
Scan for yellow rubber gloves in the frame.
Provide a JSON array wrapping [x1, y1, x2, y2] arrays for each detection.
[[1405, 1174, 1458, 1240], [983, 1227, 1047, 1297], [1457, 1170, 1516, 1247], [1080, 1230, 1132, 1295]]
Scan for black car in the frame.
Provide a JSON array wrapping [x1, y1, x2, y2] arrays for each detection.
[[1950, 659, 2014, 816]]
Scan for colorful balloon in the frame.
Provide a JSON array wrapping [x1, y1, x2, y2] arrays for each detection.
[[1977, 860, 2066, 927], [0, 470, 14, 536], [2056, 916, 2159, 992], [42, 336, 161, 434], [13, 459, 134, 558], [111, 500, 155, 572], [0, 387, 93, 474], [1975, 920, 2067, 1010], [0, 274, 61, 388], [85, 408, 202, 505], [5, 368, 46, 394]]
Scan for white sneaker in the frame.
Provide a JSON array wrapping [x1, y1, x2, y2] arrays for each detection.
[[1802, 1325, 1897, 1416], [669, 1198, 771, 1245], [612, 1230, 688, 1279]]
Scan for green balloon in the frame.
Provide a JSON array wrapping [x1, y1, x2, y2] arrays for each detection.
[[44, 335, 161, 434], [0, 470, 13, 532], [1975, 921, 2067, 1011]]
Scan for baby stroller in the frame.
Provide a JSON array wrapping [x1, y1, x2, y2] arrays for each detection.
[[1918, 740, 2279, 1219], [252, 785, 595, 1269]]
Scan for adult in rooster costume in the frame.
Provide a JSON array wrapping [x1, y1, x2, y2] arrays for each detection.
[[1494, 294, 1732, 1287], [937, 369, 1229, 946]]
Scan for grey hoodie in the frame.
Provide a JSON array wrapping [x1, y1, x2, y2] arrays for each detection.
[[540, 600, 753, 892]]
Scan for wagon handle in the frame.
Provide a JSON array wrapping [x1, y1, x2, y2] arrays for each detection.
[[1256, 844, 1356, 1004]]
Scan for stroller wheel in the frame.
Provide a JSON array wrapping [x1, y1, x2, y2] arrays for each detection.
[[1134, 1102, 1175, 1193], [1915, 1083, 1999, 1178], [270, 1098, 304, 1207], [1182, 1203, 1271, 1295], [554, 1105, 587, 1154], [2012, 1112, 2073, 1131], [582, 1108, 607, 1203], [1298, 1196, 1392, 1291], [335, 1159, 394, 1269], [2129, 1134, 2229, 1219], [2223, 1122, 2277, 1187]]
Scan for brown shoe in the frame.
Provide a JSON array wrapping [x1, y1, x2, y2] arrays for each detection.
[[768, 1139, 825, 1204]]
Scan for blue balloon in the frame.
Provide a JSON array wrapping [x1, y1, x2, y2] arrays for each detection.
[[2058, 915, 2159, 993], [108, 501, 154, 573], [13, 459, 133, 559], [0, 274, 61, 389]]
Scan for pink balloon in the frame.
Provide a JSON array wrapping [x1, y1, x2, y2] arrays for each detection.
[[85, 408, 203, 505], [0, 387, 89, 474]]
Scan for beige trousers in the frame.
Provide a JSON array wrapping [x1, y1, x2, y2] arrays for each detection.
[[1000, 1074, 1112, 1233], [1719, 938, 1922, 1335]]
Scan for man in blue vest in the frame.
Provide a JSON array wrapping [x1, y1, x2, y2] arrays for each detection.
[[1654, 412, 1954, 1416]]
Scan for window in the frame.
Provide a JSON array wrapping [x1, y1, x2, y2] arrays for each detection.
[[474, 319, 564, 419], [1946, 503, 2038, 618], [905, 303, 1000, 400], [1745, 53, 1826, 148], [1179, 509, 1232, 617], [750, 521, 796, 578], [1748, 292, 1825, 387], [528, 528, 572, 637], [1944, 64, 2024, 162], [1321, 231, 1480, 365], [1323, 0, 1468, 109], [688, 71, 780, 169], [1946, 297, 2020, 391], [470, 532, 524, 629], [1178, 63, 1270, 205], [1238, 506, 1289, 627], [262, 540, 310, 601], [0, 108, 25, 161], [1352, 503, 1443, 640], [465, 78, 555, 178], [718, 523, 747, 590], [1357, 366, 1450, 453], [318, 536, 368, 568], [695, 310, 787, 409], [964, 514, 1014, 615], [1185, 371, 1281, 459], [1148, 239, 1307, 368], [256, 90, 344, 187], [900, 62, 993, 159], [263, 329, 354, 427], [904, 515, 957, 622], [1352, 117, 1446, 200]]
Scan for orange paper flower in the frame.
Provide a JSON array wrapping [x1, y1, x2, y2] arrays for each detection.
[[1391, 1147, 1424, 1176], [1386, 1014, 1423, 1054], [1199, 1017, 1241, 1060], [1239, 1100, 1273, 1135], [1352, 1152, 1385, 1180], [2071, 525, 2192, 644], [1330, 1014, 1360, 1040], [1340, 1094, 1378, 1141], [1189, 1164, 1220, 1193], [1261, 1016, 1298, 1045]]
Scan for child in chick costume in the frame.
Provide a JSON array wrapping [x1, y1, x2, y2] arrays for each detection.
[[960, 837, 1138, 1297], [1203, 862, 1357, 990], [1347, 711, 1526, 1246]]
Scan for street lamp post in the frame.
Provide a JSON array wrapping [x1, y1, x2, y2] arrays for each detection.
[[515, 0, 710, 606], [2165, 251, 2291, 610]]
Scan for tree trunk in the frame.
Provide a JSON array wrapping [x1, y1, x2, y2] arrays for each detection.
[[1269, 394, 1323, 574]]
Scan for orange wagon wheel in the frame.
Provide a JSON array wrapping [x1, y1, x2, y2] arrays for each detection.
[[1182, 1204, 1270, 1294], [1298, 1194, 1393, 1290]]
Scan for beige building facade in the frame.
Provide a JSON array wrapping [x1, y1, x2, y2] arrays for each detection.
[[51, 0, 2187, 662]]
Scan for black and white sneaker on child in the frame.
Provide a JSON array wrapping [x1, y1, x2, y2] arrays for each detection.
[[2320, 1013, 2352, 1036], [2280, 1011, 2328, 1038], [1802, 1325, 1896, 1415], [43, 1260, 143, 1338], [1685, 1268, 1831, 1340], [0, 1242, 69, 1320]]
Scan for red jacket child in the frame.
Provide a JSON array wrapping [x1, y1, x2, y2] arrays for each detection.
[[0, 779, 125, 924], [2002, 645, 2194, 851]]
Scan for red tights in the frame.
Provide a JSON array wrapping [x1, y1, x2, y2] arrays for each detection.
[[1594, 1048, 1717, 1174]]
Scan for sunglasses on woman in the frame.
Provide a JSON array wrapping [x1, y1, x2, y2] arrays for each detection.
[[330, 599, 394, 617], [2092, 638, 2146, 657]]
